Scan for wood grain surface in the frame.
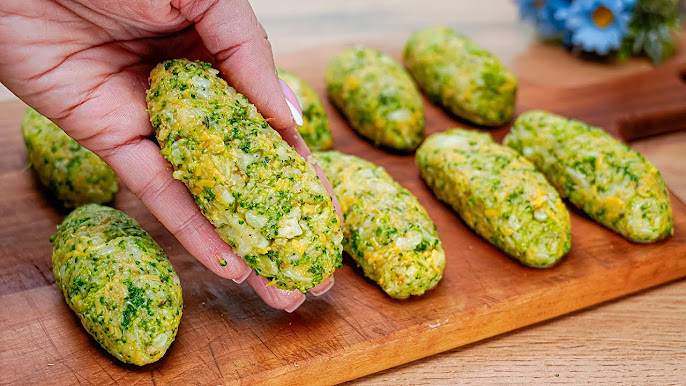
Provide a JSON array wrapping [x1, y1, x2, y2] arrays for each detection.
[[2, 2, 686, 384], [350, 279, 686, 385], [1, 34, 686, 384]]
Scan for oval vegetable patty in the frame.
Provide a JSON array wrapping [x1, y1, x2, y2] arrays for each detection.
[[416, 129, 571, 268], [403, 26, 517, 126], [22, 108, 118, 207], [52, 204, 182, 366], [147, 59, 343, 292], [278, 69, 333, 150], [316, 151, 445, 298], [325, 47, 425, 152], [504, 110, 673, 243]]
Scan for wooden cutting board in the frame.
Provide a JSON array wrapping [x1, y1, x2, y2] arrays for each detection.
[[1, 44, 686, 385]]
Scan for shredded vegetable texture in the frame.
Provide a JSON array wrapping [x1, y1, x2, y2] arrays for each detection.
[[278, 69, 333, 150], [52, 204, 182, 366], [22, 108, 118, 207], [316, 151, 445, 298], [147, 59, 343, 292], [505, 110, 673, 242], [325, 46, 425, 151], [417, 129, 571, 268], [403, 26, 518, 126]]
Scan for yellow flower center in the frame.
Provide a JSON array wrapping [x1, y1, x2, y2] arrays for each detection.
[[592, 6, 614, 29], [535, 0, 545, 9]]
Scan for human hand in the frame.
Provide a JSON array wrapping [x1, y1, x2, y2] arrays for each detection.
[[0, 0, 339, 311]]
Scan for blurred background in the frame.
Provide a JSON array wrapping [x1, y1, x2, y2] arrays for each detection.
[[3, 0, 683, 99], [251, 0, 525, 62], [0, 1, 526, 101]]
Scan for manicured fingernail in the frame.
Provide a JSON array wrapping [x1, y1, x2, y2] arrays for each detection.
[[286, 98, 304, 126], [232, 268, 251, 284], [284, 294, 306, 313], [279, 78, 303, 127]]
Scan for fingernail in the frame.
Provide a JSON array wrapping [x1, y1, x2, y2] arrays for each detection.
[[284, 294, 306, 313], [286, 98, 304, 127], [279, 78, 304, 127], [232, 268, 251, 284]]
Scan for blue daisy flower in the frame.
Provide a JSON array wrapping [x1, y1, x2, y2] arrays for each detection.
[[514, 0, 572, 38], [565, 0, 632, 55], [548, 0, 573, 25]]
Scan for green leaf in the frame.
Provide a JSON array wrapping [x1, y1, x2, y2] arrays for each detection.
[[619, 0, 680, 64]]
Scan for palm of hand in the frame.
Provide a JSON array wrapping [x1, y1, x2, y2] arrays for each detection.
[[3, 1, 231, 152]]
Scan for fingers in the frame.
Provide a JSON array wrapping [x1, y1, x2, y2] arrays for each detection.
[[244, 275, 334, 313], [245, 272, 306, 313], [179, 0, 296, 130], [104, 137, 320, 311], [102, 137, 253, 283], [309, 277, 335, 297]]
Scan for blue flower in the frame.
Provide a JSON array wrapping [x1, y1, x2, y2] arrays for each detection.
[[548, 0, 573, 25], [565, 0, 632, 55], [514, 0, 572, 38]]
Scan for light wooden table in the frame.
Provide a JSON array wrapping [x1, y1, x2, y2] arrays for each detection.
[[1, 1, 684, 384]]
